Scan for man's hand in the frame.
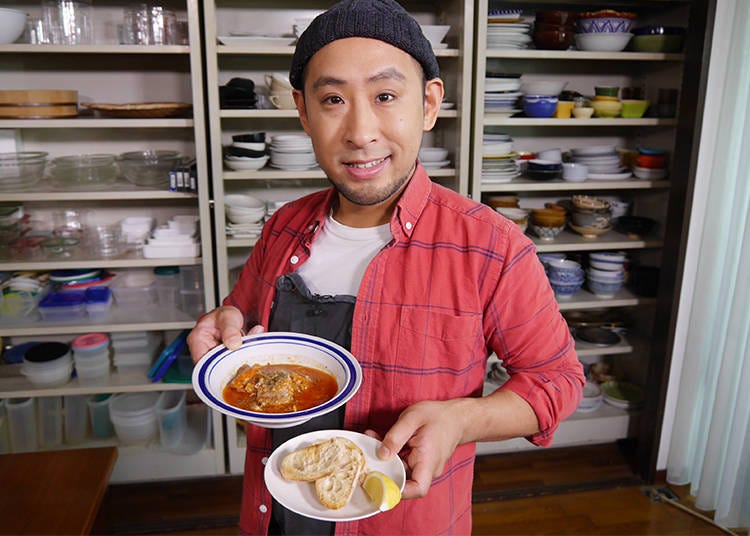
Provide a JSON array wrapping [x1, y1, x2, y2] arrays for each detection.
[[370, 399, 470, 500], [187, 305, 264, 363]]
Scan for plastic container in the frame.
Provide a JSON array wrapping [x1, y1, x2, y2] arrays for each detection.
[[110, 271, 157, 308], [154, 266, 180, 307], [37, 396, 63, 448], [6, 397, 37, 452], [179, 290, 205, 318], [84, 286, 113, 318], [63, 395, 88, 444], [109, 392, 159, 444], [156, 390, 186, 449], [178, 265, 203, 292], [38, 291, 86, 321], [71, 332, 111, 384], [0, 399, 11, 454], [21, 342, 73, 387], [87, 394, 115, 438]]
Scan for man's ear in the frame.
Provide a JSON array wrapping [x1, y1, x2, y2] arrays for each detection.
[[293, 90, 312, 136], [423, 78, 445, 132]]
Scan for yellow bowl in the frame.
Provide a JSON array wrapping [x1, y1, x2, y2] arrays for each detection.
[[554, 101, 575, 119], [591, 100, 623, 118], [593, 95, 619, 102]]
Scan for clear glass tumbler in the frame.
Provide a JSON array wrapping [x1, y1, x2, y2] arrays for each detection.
[[42, 0, 94, 45]]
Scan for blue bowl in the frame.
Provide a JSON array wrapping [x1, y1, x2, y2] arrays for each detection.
[[549, 280, 583, 297], [588, 279, 623, 297], [523, 96, 558, 118]]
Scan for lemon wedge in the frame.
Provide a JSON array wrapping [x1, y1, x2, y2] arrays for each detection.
[[362, 471, 401, 512]]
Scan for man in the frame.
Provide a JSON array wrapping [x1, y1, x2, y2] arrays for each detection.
[[188, 0, 584, 534]]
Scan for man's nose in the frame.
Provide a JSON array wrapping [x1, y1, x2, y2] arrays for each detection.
[[344, 100, 378, 148]]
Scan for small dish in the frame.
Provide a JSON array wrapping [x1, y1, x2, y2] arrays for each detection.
[[575, 326, 622, 346], [569, 222, 613, 238]]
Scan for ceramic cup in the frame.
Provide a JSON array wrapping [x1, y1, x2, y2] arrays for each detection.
[[269, 92, 296, 110]]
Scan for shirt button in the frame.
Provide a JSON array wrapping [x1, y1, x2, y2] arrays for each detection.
[[405, 221, 413, 230], [290, 255, 299, 264], [261, 457, 268, 465], [259, 504, 268, 514]]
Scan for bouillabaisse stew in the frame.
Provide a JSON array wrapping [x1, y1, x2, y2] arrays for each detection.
[[223, 363, 338, 413]]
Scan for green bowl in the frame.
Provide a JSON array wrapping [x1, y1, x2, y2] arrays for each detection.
[[629, 34, 684, 53], [594, 86, 619, 98], [620, 99, 650, 118]]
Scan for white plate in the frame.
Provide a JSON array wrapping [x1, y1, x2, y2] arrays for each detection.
[[264, 429, 406, 522], [571, 146, 617, 156], [422, 159, 451, 168], [587, 171, 633, 180], [218, 35, 295, 46], [440, 102, 455, 109]]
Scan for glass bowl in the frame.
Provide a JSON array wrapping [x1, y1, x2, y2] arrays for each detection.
[[0, 152, 48, 192], [49, 154, 118, 191], [40, 236, 80, 257], [117, 150, 181, 187]]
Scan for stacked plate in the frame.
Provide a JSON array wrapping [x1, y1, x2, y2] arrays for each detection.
[[418, 147, 450, 169], [225, 133, 269, 171], [486, 21, 532, 49], [484, 74, 522, 117], [481, 133, 519, 184], [570, 146, 632, 180], [600, 381, 645, 410], [224, 193, 266, 239], [269, 135, 318, 171]]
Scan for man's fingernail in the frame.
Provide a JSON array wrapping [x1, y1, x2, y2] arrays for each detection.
[[378, 446, 390, 459], [227, 337, 242, 349]]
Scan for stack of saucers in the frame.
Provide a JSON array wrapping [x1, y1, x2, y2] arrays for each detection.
[[224, 193, 266, 239], [481, 133, 518, 184], [225, 132, 269, 171], [484, 73, 522, 117], [269, 134, 318, 171], [570, 146, 632, 180], [486, 10, 531, 49], [418, 147, 450, 169]]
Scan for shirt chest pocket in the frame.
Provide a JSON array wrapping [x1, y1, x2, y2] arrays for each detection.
[[391, 308, 484, 405]]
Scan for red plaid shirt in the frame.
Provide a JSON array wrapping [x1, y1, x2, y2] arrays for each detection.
[[225, 164, 583, 535]]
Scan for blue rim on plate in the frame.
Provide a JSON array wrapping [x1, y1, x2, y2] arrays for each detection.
[[192, 332, 362, 425]]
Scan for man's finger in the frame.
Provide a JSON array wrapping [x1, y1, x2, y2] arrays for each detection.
[[401, 460, 433, 499], [217, 307, 245, 349], [377, 410, 423, 460]]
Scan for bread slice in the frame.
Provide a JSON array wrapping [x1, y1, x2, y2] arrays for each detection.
[[314, 448, 365, 509], [280, 437, 362, 482]]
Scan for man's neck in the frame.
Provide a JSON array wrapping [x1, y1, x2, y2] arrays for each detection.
[[333, 195, 399, 228]]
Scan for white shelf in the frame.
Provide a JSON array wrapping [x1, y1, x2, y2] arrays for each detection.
[[531, 229, 663, 252], [222, 167, 457, 180], [226, 237, 259, 248], [216, 45, 460, 57], [110, 443, 222, 483], [483, 117, 678, 127], [0, 188, 197, 202], [575, 335, 633, 357], [486, 49, 685, 61], [0, 44, 190, 54], [0, 365, 192, 398], [220, 109, 458, 119], [1, 253, 202, 271], [0, 118, 194, 129], [481, 179, 670, 192], [557, 288, 655, 310], [0, 306, 196, 337]]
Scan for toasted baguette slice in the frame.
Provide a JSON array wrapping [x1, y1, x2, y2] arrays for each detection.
[[280, 437, 362, 482], [314, 446, 366, 509]]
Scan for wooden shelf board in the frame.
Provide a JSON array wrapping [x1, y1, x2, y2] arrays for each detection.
[[226, 237, 259, 248], [0, 118, 194, 129], [0, 44, 190, 54], [483, 117, 678, 127], [1, 252, 202, 271], [485, 49, 684, 61], [532, 229, 663, 252], [480, 179, 670, 192]]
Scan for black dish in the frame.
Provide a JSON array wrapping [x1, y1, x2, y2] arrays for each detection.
[[227, 146, 266, 158], [575, 326, 621, 346], [526, 169, 562, 181], [616, 216, 656, 237], [232, 132, 266, 143]]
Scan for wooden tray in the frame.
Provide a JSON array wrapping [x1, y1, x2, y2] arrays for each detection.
[[0, 89, 78, 105], [0, 104, 78, 118], [81, 101, 192, 118]]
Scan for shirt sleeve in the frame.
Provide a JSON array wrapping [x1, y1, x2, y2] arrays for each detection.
[[484, 221, 585, 446]]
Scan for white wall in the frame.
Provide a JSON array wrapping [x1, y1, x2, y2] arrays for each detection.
[[657, 0, 736, 471]]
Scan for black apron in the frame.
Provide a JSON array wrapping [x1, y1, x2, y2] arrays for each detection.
[[266, 273, 355, 536]]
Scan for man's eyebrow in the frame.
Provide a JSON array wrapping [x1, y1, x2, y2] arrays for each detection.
[[310, 68, 406, 90]]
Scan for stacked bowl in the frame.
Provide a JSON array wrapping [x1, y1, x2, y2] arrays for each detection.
[[532, 10, 575, 50], [521, 78, 566, 118], [118, 150, 181, 187], [587, 251, 626, 298], [530, 207, 566, 241], [481, 133, 519, 184], [575, 10, 636, 52], [495, 207, 528, 232], [0, 152, 47, 192], [546, 258, 585, 299], [569, 145, 630, 180], [50, 154, 119, 190], [269, 134, 317, 171], [569, 195, 612, 238], [525, 159, 562, 180], [225, 132, 268, 171], [633, 148, 668, 180], [224, 193, 266, 239], [418, 146, 450, 169]]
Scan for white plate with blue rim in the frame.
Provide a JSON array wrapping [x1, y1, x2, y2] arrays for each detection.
[[192, 332, 362, 428]]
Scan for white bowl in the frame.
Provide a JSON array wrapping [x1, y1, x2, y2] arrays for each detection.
[[419, 147, 449, 162], [420, 24, 450, 45], [520, 80, 568, 96], [587, 267, 625, 281], [575, 32, 633, 52], [192, 332, 363, 428], [562, 163, 589, 181], [224, 156, 269, 171], [233, 141, 266, 151], [224, 193, 265, 209], [0, 8, 26, 45], [633, 166, 668, 180]]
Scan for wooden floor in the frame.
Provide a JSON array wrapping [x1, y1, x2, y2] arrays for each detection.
[[92, 444, 738, 535]]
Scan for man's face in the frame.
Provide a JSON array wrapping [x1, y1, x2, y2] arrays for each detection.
[[293, 37, 443, 213]]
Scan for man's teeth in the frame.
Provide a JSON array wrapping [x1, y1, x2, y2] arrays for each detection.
[[348, 158, 385, 169]]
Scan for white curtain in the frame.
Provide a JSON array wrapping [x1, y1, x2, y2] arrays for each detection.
[[665, 0, 750, 528]]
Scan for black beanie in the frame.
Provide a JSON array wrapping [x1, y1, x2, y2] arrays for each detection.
[[289, 0, 440, 90]]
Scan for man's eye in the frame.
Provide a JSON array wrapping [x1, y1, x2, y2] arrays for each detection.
[[324, 96, 344, 105], [376, 93, 395, 103]]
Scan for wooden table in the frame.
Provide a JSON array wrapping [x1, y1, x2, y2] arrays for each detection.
[[0, 446, 117, 535]]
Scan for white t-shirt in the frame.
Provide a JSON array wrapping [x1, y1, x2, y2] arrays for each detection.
[[296, 213, 392, 296]]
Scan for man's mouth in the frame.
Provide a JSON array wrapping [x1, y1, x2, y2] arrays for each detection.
[[345, 157, 388, 169]]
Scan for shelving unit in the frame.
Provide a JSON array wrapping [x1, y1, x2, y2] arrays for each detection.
[[471, 0, 712, 482], [0, 0, 223, 481]]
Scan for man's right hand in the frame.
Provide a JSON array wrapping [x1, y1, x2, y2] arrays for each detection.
[[187, 305, 264, 363]]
